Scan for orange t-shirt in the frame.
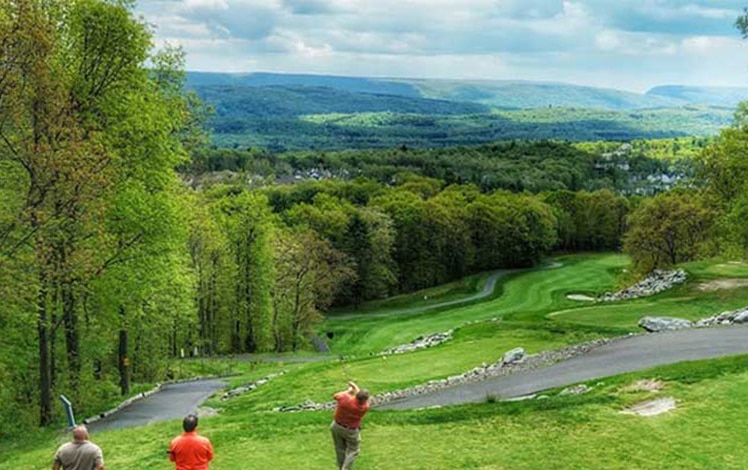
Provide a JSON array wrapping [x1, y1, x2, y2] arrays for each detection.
[[169, 431, 214, 470], [334, 393, 370, 429]]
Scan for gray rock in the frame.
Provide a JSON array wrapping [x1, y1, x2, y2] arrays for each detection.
[[380, 330, 453, 355], [501, 347, 525, 365], [560, 384, 591, 395], [638, 316, 692, 333], [733, 311, 748, 324]]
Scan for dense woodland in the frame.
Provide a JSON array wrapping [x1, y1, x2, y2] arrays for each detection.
[[1, 0, 747, 440], [209, 107, 731, 152], [189, 139, 701, 195]]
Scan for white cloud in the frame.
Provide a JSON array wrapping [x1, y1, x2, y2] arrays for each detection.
[[134, 0, 748, 90]]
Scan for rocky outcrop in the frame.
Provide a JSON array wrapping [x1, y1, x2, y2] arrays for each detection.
[[599, 269, 687, 302], [380, 331, 453, 355], [638, 316, 693, 333], [221, 371, 286, 400], [695, 307, 748, 327], [275, 340, 610, 412]]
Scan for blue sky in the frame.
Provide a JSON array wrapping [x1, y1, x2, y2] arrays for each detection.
[[136, 0, 748, 91]]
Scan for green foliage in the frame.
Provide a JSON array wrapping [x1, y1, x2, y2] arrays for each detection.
[[697, 103, 748, 255], [208, 106, 732, 152], [623, 191, 716, 273], [0, 0, 199, 429]]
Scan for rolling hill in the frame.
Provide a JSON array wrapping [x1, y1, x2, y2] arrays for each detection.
[[187, 71, 748, 111], [185, 72, 741, 151]]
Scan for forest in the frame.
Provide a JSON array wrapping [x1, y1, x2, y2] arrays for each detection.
[[1, 0, 748, 442]]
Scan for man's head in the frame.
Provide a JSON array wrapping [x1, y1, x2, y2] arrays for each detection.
[[355, 389, 370, 404], [183, 414, 198, 433], [72, 425, 89, 442]]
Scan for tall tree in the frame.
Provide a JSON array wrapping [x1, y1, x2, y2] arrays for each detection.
[[623, 191, 714, 273], [0, 0, 196, 425]]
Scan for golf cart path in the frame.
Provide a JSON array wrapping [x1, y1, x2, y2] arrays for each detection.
[[87, 379, 226, 433], [331, 262, 561, 321], [378, 325, 748, 410]]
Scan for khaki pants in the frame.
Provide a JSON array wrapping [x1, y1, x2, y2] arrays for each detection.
[[331, 421, 361, 470]]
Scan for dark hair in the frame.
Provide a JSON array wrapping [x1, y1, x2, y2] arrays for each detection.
[[183, 414, 198, 432], [355, 389, 370, 403]]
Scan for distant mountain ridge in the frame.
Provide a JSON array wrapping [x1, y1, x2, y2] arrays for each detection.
[[195, 84, 489, 117], [186, 71, 748, 111], [646, 85, 748, 108]]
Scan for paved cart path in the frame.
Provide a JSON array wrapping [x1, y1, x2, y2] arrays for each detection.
[[87, 379, 226, 432], [378, 326, 748, 410]]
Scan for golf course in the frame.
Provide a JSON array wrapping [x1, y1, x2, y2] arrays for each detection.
[[4, 253, 748, 469]]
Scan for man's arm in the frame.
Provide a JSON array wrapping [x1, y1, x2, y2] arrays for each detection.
[[168, 444, 177, 462], [52, 462, 61, 470], [95, 447, 105, 470], [334, 381, 359, 399], [206, 439, 214, 462]]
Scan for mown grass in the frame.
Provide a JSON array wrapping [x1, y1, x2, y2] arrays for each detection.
[[5, 253, 748, 469], [5, 355, 748, 469], [328, 270, 493, 317], [323, 253, 628, 354]]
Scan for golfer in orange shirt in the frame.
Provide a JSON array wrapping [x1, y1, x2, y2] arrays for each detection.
[[331, 381, 371, 470], [168, 414, 214, 470]]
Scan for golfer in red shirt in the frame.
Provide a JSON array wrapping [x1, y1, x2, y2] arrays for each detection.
[[168, 414, 214, 470], [331, 381, 370, 470]]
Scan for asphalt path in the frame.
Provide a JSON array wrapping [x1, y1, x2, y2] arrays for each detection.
[[378, 325, 748, 410], [87, 379, 226, 433]]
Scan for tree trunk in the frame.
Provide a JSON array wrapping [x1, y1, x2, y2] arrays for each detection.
[[62, 281, 80, 399], [118, 306, 130, 395], [37, 273, 52, 426]]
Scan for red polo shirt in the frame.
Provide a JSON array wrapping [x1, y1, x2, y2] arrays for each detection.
[[169, 431, 214, 470], [334, 393, 370, 429]]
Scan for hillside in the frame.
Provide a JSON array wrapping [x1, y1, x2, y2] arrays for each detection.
[[210, 106, 733, 152], [186, 72, 738, 151], [187, 71, 422, 97], [647, 85, 748, 108], [194, 85, 489, 117], [404, 79, 681, 110], [187, 72, 748, 111]]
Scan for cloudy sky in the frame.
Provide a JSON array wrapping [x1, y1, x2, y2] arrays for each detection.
[[136, 0, 748, 92]]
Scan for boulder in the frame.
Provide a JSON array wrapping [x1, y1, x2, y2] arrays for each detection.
[[638, 316, 692, 333], [733, 310, 748, 324], [501, 347, 525, 365]]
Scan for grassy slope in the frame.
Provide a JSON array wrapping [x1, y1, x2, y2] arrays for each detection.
[[5, 356, 748, 469], [323, 253, 628, 354], [6, 253, 748, 468]]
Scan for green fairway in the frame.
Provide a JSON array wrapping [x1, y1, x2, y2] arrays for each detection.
[[322, 253, 628, 354]]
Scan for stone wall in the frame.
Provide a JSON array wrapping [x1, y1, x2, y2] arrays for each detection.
[[275, 339, 610, 412]]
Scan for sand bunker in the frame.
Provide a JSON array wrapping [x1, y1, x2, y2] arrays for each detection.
[[566, 294, 596, 302], [621, 397, 676, 417], [696, 278, 748, 292]]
